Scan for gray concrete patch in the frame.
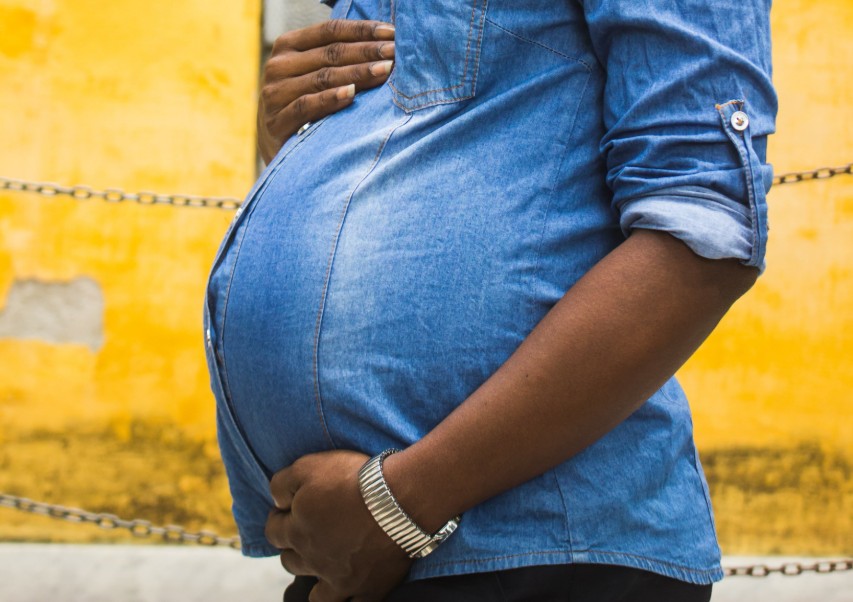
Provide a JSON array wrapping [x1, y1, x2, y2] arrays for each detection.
[[0, 277, 105, 351], [0, 545, 849, 602], [0, 544, 290, 602]]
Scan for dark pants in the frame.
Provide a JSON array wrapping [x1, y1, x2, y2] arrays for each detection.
[[284, 564, 713, 602]]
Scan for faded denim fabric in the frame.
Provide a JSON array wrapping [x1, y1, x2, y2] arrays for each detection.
[[204, 0, 776, 586]]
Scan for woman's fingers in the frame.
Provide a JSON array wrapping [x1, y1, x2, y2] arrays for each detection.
[[306, 58, 392, 94], [264, 508, 293, 549], [277, 19, 395, 53], [265, 40, 395, 79], [267, 84, 355, 142], [263, 61, 392, 112]]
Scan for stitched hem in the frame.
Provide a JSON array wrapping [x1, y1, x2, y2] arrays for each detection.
[[240, 539, 723, 586], [408, 549, 722, 586]]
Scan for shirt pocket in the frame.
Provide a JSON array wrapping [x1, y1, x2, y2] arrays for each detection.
[[389, 0, 488, 112]]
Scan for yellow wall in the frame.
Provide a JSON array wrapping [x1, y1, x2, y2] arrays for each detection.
[[686, 0, 853, 554], [0, 0, 850, 554], [0, 0, 260, 541]]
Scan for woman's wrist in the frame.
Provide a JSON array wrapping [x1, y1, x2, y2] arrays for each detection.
[[380, 445, 463, 536]]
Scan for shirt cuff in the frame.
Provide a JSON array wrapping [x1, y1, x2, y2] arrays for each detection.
[[618, 185, 763, 271]]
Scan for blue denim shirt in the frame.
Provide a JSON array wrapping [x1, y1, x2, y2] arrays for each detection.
[[204, 0, 776, 586]]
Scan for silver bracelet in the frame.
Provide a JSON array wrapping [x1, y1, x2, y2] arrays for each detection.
[[358, 449, 461, 559]]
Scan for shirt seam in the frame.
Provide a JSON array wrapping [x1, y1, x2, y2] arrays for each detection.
[[691, 445, 719, 539], [523, 69, 591, 554], [483, 16, 593, 71], [551, 469, 573, 552], [312, 115, 414, 449], [217, 122, 327, 349]]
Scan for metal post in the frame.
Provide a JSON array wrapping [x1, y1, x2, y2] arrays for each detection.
[[263, 0, 331, 48]]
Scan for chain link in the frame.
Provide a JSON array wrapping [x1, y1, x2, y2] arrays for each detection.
[[724, 559, 853, 578], [0, 177, 242, 211], [0, 493, 241, 549], [1, 163, 851, 214], [773, 163, 853, 186]]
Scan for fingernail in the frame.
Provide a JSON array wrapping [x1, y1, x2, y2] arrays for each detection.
[[379, 42, 395, 59], [369, 60, 394, 76], [336, 84, 355, 100], [374, 24, 395, 40]]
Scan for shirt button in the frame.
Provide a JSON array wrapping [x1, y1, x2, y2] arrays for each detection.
[[731, 111, 750, 132], [297, 122, 312, 135], [206, 328, 212, 345]]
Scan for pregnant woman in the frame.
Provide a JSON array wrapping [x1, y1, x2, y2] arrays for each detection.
[[204, 1, 776, 600]]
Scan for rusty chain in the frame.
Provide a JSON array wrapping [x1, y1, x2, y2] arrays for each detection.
[[724, 559, 853, 578], [0, 177, 242, 210], [0, 493, 240, 549], [2, 493, 852, 578], [1, 163, 851, 212], [773, 162, 853, 185]]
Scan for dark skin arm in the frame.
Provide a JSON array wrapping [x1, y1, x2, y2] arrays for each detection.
[[267, 228, 758, 602], [384, 228, 757, 531]]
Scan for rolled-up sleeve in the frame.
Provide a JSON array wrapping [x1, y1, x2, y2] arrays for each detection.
[[581, 0, 778, 271]]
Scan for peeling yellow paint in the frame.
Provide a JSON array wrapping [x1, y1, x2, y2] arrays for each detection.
[[683, 0, 853, 555], [0, 420, 233, 544], [702, 444, 853, 554], [0, 0, 851, 555], [0, 0, 260, 542]]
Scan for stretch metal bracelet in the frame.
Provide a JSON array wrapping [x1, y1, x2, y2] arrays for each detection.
[[358, 449, 460, 559]]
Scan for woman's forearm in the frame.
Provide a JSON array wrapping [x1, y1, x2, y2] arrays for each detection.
[[383, 228, 758, 533]]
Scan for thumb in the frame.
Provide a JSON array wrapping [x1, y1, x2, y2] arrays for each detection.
[[308, 580, 348, 602]]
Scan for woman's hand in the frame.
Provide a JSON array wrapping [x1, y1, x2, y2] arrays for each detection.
[[266, 450, 412, 602], [258, 20, 396, 164]]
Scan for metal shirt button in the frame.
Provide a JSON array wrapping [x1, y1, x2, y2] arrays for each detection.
[[731, 111, 750, 132], [206, 328, 212, 346]]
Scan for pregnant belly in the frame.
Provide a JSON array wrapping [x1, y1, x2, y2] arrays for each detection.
[[211, 85, 613, 475]]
